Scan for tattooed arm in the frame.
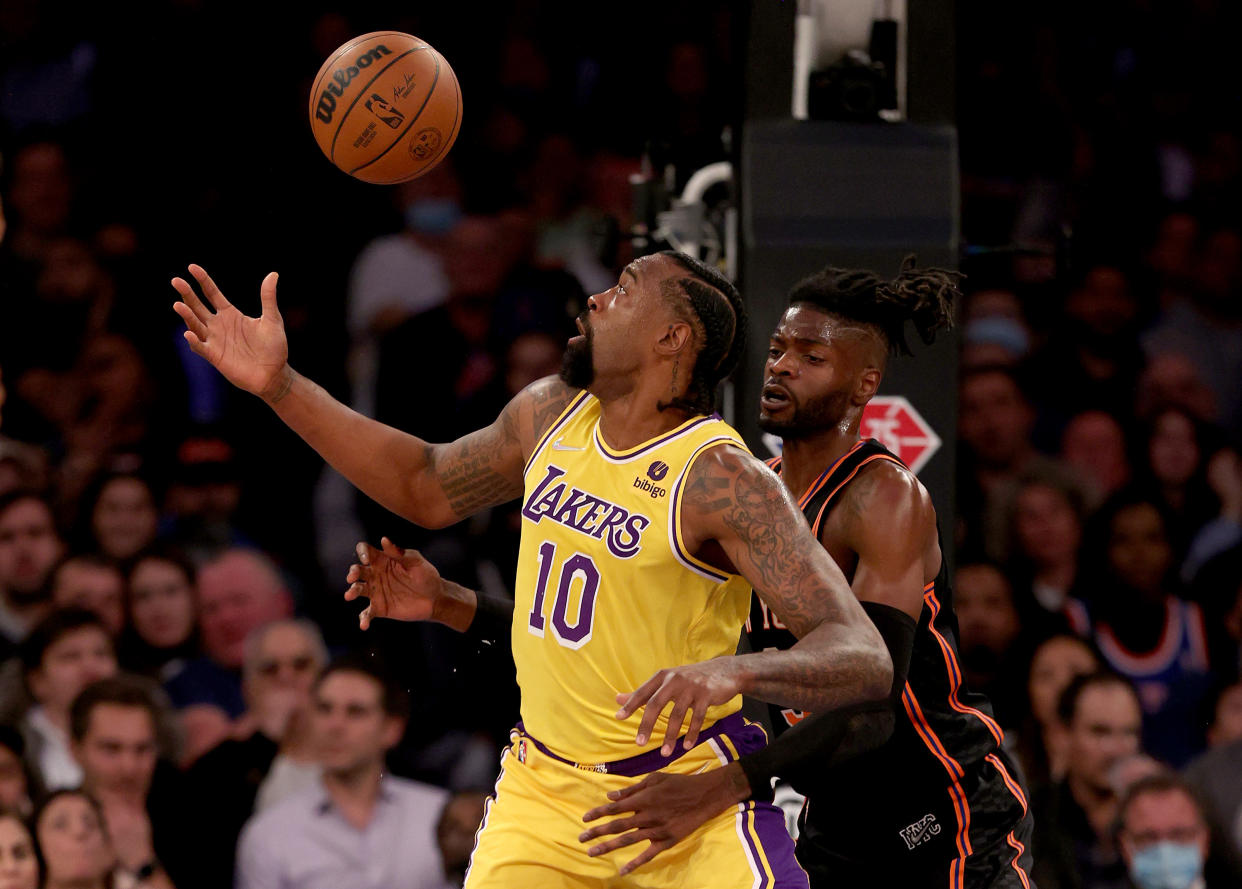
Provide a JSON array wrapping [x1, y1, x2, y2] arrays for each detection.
[[615, 446, 891, 753]]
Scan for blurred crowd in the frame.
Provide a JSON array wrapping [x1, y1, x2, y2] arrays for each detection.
[[0, 1, 1238, 888]]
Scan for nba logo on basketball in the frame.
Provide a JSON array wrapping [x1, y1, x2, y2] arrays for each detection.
[[647, 461, 669, 481], [364, 93, 404, 129]]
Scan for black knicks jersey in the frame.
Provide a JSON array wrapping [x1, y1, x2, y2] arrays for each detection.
[[746, 439, 1033, 882]]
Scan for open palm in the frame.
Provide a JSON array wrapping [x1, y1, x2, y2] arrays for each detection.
[[171, 264, 289, 396], [345, 537, 446, 629]]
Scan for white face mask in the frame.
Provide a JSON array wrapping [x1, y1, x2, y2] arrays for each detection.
[[1129, 841, 1203, 889]]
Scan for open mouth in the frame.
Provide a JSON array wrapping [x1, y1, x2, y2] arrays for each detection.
[[760, 383, 792, 410]]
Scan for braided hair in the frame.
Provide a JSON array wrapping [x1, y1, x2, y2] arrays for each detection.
[[658, 251, 748, 415], [788, 255, 960, 356]]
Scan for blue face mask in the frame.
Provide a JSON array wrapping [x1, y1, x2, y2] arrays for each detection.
[[1130, 842, 1203, 889], [404, 198, 462, 235]]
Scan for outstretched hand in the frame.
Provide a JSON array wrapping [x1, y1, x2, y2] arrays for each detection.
[[171, 264, 289, 398], [578, 764, 749, 874], [345, 537, 446, 630]]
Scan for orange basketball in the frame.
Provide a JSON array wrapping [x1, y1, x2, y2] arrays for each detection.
[[308, 31, 462, 184]]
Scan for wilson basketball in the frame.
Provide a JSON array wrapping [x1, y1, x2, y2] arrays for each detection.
[[308, 31, 462, 184]]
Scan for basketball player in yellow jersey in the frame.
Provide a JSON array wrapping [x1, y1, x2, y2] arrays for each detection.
[[170, 250, 892, 888]]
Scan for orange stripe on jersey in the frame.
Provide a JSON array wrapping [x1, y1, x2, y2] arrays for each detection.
[[902, 684, 971, 888], [986, 753, 1028, 814], [792, 440, 866, 510], [924, 586, 1006, 746], [808, 453, 902, 537]]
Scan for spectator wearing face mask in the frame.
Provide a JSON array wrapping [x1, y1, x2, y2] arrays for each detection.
[[1117, 773, 1239, 889]]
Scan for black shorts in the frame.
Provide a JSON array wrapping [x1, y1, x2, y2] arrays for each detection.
[[794, 748, 1034, 888]]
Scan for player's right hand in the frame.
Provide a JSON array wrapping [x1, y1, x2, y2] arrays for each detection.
[[345, 536, 444, 629], [172, 264, 290, 398]]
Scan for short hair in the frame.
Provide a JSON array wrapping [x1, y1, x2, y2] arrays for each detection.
[[20, 607, 111, 674], [1057, 670, 1139, 726], [0, 489, 56, 526], [787, 255, 960, 357], [69, 674, 161, 743], [315, 655, 410, 722], [243, 618, 328, 681], [657, 251, 747, 416], [50, 553, 122, 591], [122, 543, 197, 588], [1116, 772, 1208, 832]]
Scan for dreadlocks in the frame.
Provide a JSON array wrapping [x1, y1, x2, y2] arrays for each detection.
[[787, 255, 960, 356], [657, 251, 748, 415]]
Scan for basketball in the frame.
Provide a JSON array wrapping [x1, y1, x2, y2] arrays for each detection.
[[308, 31, 462, 184]]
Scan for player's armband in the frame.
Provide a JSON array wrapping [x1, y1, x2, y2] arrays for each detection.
[[466, 592, 515, 648]]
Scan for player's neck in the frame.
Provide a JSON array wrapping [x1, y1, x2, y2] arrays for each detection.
[[595, 387, 696, 451], [778, 422, 861, 500]]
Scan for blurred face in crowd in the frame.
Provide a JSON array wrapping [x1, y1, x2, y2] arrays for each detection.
[[74, 704, 158, 801], [1208, 682, 1242, 747], [0, 815, 38, 889], [1013, 483, 1081, 570], [506, 332, 564, 396], [197, 551, 291, 669], [51, 561, 125, 637], [312, 671, 402, 777], [1061, 411, 1129, 496], [92, 477, 158, 562], [128, 556, 196, 651], [0, 745, 28, 815], [27, 627, 116, 717], [1148, 410, 1200, 488], [0, 497, 64, 601], [34, 793, 113, 886], [1108, 503, 1173, 598], [244, 622, 323, 715], [1065, 681, 1143, 795], [958, 371, 1033, 470], [437, 792, 487, 878], [1028, 636, 1098, 728], [1119, 788, 1209, 888], [1066, 266, 1136, 339], [8, 143, 72, 236], [955, 564, 1021, 662]]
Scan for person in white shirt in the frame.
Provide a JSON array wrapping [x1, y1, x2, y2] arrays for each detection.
[[236, 657, 447, 889]]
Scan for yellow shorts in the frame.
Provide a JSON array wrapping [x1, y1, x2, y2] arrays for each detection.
[[464, 714, 808, 888]]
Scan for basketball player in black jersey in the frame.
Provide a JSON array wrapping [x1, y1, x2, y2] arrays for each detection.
[[578, 259, 1036, 887]]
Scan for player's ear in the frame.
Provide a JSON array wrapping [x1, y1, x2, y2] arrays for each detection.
[[854, 367, 882, 405], [655, 320, 694, 357]]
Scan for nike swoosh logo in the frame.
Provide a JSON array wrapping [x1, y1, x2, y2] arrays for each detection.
[[551, 439, 585, 451]]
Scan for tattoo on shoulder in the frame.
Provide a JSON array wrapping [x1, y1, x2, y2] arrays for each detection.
[[686, 452, 841, 636], [527, 377, 578, 440]]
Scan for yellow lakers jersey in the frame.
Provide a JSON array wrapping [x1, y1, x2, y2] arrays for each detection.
[[512, 391, 753, 763]]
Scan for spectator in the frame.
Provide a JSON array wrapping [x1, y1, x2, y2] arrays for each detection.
[[959, 286, 1033, 369], [236, 657, 448, 889], [1031, 671, 1143, 889], [48, 556, 125, 638], [1185, 680, 1242, 865], [954, 561, 1026, 730], [32, 790, 120, 889], [16, 608, 116, 794], [1117, 773, 1234, 889], [161, 435, 249, 565], [78, 472, 159, 564], [957, 364, 1063, 553], [1140, 408, 1221, 550], [0, 491, 64, 652], [1074, 490, 1214, 765], [184, 619, 328, 889], [433, 791, 487, 889], [0, 809, 38, 889], [69, 676, 190, 888], [0, 726, 32, 816], [117, 549, 199, 683], [163, 547, 293, 745], [1059, 410, 1132, 501], [1017, 633, 1101, 790], [994, 467, 1092, 638], [1181, 447, 1242, 585]]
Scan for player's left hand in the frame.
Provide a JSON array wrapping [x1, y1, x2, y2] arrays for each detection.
[[616, 656, 745, 754], [578, 763, 750, 874]]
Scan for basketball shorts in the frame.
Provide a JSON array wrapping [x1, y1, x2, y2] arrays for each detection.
[[795, 747, 1034, 888], [464, 713, 809, 888]]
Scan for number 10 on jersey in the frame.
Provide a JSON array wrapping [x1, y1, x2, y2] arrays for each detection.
[[528, 542, 600, 649]]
